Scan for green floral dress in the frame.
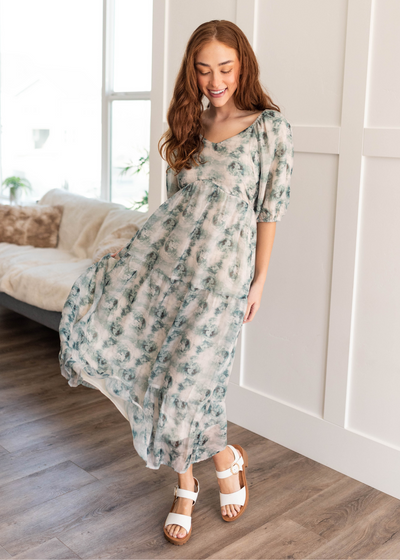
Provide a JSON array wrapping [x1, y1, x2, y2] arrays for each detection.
[[58, 109, 294, 473]]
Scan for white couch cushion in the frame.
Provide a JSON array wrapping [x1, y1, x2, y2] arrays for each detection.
[[39, 188, 124, 259], [0, 242, 93, 312], [92, 207, 149, 249]]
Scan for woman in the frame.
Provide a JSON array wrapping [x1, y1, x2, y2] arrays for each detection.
[[58, 19, 293, 546]]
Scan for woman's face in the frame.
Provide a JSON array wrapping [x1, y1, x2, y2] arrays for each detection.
[[195, 40, 240, 108]]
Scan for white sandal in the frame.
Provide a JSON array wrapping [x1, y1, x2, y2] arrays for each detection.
[[215, 444, 249, 522], [163, 476, 200, 545]]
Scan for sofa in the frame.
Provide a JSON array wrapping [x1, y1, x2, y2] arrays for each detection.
[[0, 188, 149, 331]]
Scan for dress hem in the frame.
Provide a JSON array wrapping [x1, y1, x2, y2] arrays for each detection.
[[144, 442, 229, 474]]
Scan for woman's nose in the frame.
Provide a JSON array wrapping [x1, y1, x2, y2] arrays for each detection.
[[209, 83, 224, 89]]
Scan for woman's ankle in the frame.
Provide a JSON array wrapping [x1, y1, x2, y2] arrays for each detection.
[[213, 445, 236, 469], [177, 470, 195, 490]]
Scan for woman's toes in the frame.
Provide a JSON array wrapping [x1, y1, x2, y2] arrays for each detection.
[[222, 504, 242, 517], [178, 528, 187, 538], [171, 524, 186, 538], [172, 524, 179, 536]]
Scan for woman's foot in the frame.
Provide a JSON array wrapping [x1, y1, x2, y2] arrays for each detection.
[[165, 474, 196, 539], [213, 445, 243, 518]]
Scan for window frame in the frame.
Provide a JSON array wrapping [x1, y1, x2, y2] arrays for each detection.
[[100, 0, 166, 212]]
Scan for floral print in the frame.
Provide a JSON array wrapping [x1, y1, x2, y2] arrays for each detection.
[[58, 109, 294, 473]]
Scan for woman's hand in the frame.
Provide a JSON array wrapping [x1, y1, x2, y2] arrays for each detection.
[[111, 248, 123, 258], [243, 279, 264, 323], [243, 222, 276, 323]]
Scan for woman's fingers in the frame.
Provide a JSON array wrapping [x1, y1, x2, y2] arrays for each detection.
[[243, 301, 260, 323], [111, 248, 123, 258], [243, 302, 252, 323]]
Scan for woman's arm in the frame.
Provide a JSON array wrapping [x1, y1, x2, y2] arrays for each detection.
[[243, 221, 276, 323]]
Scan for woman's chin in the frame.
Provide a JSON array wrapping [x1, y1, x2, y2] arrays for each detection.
[[205, 93, 232, 108]]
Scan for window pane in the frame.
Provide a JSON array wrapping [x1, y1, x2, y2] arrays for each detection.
[[113, 0, 153, 92], [0, 0, 102, 204], [111, 100, 150, 209]]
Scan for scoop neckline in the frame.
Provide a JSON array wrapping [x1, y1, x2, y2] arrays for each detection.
[[200, 109, 269, 145]]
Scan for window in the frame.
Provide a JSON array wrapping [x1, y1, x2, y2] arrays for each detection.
[[0, 0, 103, 203], [0, 0, 153, 209], [103, 0, 153, 210]]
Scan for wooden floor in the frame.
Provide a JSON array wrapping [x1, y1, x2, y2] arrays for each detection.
[[1, 306, 400, 560]]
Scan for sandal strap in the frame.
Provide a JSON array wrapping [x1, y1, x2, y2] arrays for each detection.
[[174, 476, 200, 503], [175, 487, 198, 502], [215, 445, 244, 479], [164, 512, 192, 533], [220, 485, 246, 507]]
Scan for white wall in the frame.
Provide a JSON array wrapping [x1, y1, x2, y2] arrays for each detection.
[[151, 0, 400, 499]]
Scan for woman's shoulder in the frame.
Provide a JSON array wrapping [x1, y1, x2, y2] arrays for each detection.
[[254, 109, 291, 132], [251, 109, 292, 153]]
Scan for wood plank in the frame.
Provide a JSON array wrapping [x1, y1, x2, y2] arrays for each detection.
[[0, 477, 143, 556], [0, 430, 131, 487], [284, 475, 394, 540], [13, 538, 79, 559], [0, 388, 102, 435], [0, 400, 126, 453], [0, 460, 96, 523], [206, 516, 326, 559], [0, 545, 11, 559], [308, 497, 400, 559]]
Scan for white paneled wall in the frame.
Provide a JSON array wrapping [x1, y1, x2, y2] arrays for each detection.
[[348, 157, 400, 449], [151, 0, 400, 499]]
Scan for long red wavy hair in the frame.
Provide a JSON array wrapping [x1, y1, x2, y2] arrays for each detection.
[[158, 19, 280, 175]]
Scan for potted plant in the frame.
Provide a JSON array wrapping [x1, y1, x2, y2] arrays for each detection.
[[118, 150, 149, 211], [2, 176, 33, 205]]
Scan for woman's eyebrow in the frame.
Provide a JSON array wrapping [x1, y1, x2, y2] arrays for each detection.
[[195, 60, 234, 67]]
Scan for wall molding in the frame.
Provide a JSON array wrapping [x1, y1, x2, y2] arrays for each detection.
[[287, 125, 400, 157], [363, 128, 400, 158], [324, 0, 373, 427]]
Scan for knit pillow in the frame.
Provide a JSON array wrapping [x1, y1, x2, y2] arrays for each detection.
[[0, 204, 64, 248], [92, 222, 139, 263]]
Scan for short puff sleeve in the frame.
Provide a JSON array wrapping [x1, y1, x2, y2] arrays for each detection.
[[255, 115, 294, 222], [166, 165, 180, 200]]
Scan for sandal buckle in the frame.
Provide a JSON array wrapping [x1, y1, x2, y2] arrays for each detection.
[[230, 462, 240, 475], [174, 485, 178, 497]]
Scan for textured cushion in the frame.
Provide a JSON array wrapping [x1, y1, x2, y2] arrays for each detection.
[[0, 204, 63, 248], [92, 223, 140, 263], [38, 188, 124, 258]]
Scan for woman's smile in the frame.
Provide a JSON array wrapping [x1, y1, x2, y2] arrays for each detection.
[[208, 87, 228, 98]]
